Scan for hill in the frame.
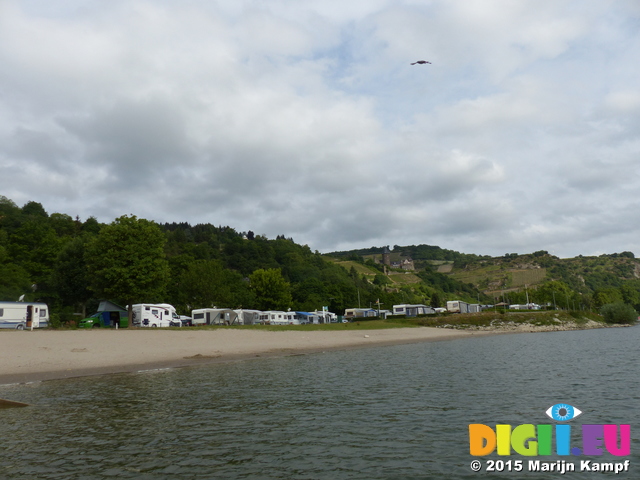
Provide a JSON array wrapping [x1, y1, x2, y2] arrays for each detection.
[[326, 245, 640, 312], [2, 195, 638, 324], [0, 196, 486, 324]]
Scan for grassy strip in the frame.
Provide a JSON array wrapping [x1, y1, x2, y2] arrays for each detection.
[[394, 311, 605, 329], [184, 319, 417, 331], [167, 311, 606, 331]]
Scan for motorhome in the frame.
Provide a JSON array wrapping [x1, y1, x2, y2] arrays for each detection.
[[0, 301, 49, 330], [257, 311, 299, 325], [130, 303, 179, 328]]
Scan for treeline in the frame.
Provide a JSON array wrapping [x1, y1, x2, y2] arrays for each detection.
[[328, 243, 489, 266], [0, 196, 482, 324]]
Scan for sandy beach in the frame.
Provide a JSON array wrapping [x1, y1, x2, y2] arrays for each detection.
[[0, 327, 495, 385]]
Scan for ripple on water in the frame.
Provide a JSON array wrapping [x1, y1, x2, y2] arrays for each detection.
[[1, 326, 639, 479]]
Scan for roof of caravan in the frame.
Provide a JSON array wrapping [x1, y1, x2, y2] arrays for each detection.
[[0, 301, 48, 306]]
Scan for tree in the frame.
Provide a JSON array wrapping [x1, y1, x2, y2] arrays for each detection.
[[52, 236, 93, 317], [85, 215, 170, 324], [249, 268, 292, 311], [600, 302, 638, 325], [172, 259, 250, 311], [535, 280, 573, 308], [592, 288, 623, 309]]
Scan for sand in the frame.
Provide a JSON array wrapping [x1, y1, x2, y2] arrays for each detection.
[[0, 327, 496, 385]]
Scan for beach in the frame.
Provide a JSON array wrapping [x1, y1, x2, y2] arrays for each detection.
[[0, 327, 495, 385]]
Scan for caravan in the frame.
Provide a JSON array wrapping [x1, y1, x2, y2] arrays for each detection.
[[191, 308, 239, 326], [130, 304, 180, 328], [0, 301, 49, 330]]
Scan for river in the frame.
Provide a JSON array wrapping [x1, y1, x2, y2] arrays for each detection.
[[1, 325, 638, 479]]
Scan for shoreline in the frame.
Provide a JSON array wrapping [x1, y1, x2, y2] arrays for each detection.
[[0, 321, 621, 386], [0, 327, 498, 386]]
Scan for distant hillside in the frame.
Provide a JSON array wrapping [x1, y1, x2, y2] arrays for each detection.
[[0, 196, 491, 323], [3, 193, 638, 323], [325, 246, 640, 311]]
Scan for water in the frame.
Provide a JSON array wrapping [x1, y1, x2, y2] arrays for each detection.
[[1, 326, 639, 479]]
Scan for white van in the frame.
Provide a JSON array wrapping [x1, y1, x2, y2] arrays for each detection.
[[0, 302, 49, 330], [130, 304, 179, 328]]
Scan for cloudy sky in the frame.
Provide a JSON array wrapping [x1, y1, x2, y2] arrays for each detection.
[[1, 1, 639, 258]]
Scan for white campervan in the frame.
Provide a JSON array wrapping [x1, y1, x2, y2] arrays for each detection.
[[0, 301, 49, 330], [130, 303, 179, 328]]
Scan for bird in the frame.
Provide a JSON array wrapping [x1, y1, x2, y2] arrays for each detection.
[[411, 60, 431, 65]]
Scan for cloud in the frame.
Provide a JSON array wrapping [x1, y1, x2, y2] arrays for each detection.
[[0, 0, 639, 258]]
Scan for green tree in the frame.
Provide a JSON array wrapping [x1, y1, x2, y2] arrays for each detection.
[[85, 215, 171, 324], [0, 245, 32, 301], [620, 280, 640, 311], [173, 259, 250, 311], [249, 268, 292, 311], [592, 288, 623, 309], [600, 302, 638, 325], [52, 236, 93, 317], [535, 280, 573, 309]]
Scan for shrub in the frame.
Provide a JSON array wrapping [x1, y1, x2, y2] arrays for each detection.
[[600, 302, 638, 325], [48, 312, 62, 329]]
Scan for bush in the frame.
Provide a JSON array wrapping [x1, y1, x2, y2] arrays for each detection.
[[600, 302, 638, 325], [48, 312, 62, 328]]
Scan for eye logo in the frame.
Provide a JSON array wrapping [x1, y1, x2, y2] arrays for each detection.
[[546, 403, 582, 422]]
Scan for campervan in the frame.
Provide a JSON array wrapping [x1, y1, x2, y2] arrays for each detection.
[[0, 301, 49, 330], [130, 303, 179, 328]]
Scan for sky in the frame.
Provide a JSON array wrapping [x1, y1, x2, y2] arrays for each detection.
[[1, 0, 639, 258]]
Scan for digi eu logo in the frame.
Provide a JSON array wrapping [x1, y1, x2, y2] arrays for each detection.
[[469, 403, 631, 457]]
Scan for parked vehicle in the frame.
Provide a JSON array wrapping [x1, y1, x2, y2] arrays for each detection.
[[130, 304, 179, 328], [191, 308, 239, 326], [78, 310, 128, 328], [0, 301, 49, 330], [446, 300, 470, 314]]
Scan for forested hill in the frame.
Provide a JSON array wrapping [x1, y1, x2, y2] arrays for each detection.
[[327, 245, 640, 312], [3, 195, 639, 324], [0, 196, 483, 323]]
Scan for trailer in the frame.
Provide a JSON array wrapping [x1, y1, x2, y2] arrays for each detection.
[[392, 304, 435, 317], [446, 300, 470, 314], [191, 308, 239, 326], [0, 301, 49, 330], [233, 309, 261, 325], [130, 304, 179, 328]]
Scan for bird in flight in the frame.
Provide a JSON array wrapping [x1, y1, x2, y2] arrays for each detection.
[[411, 60, 431, 65]]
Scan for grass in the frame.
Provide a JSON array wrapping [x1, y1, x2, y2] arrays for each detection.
[[332, 260, 379, 276], [396, 310, 604, 329], [510, 268, 547, 287], [197, 319, 419, 331], [46, 311, 609, 331], [387, 272, 422, 284], [156, 311, 605, 332]]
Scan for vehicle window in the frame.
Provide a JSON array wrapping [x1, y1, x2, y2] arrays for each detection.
[[40, 309, 47, 317]]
